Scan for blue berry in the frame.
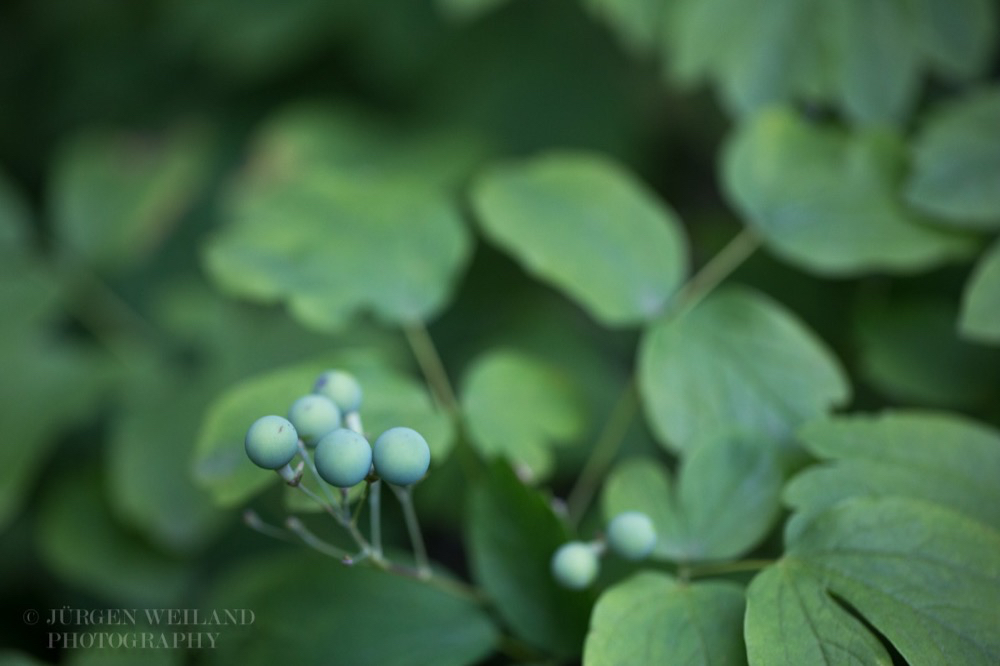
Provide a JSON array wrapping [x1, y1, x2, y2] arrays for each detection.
[[245, 415, 299, 470], [314, 370, 363, 413], [372, 427, 430, 486], [551, 541, 599, 589], [314, 428, 373, 488], [606, 511, 657, 561], [287, 394, 341, 446]]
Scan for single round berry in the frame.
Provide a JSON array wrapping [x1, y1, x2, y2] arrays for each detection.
[[606, 511, 657, 561], [245, 415, 299, 470], [287, 394, 341, 446], [551, 541, 599, 590], [313, 370, 363, 413], [314, 428, 373, 488], [372, 427, 430, 486]]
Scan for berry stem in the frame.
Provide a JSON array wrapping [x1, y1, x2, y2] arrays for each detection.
[[391, 484, 431, 579], [667, 227, 760, 320], [243, 510, 294, 542], [296, 439, 341, 508], [369, 480, 384, 560], [285, 517, 353, 560], [402, 321, 459, 416]]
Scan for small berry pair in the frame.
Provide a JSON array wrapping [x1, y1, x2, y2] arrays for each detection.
[[550, 511, 657, 589], [314, 426, 431, 488]]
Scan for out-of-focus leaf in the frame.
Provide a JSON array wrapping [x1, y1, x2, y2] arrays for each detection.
[[583, 0, 667, 53], [461, 350, 587, 481], [723, 108, 974, 275], [639, 286, 849, 454], [202, 551, 497, 666], [467, 461, 590, 657], [194, 352, 452, 507], [435, 0, 510, 22], [36, 469, 189, 606], [961, 239, 1000, 343], [51, 123, 213, 271], [584, 572, 746, 665], [913, 0, 997, 80], [0, 652, 49, 666], [905, 87, 1000, 228], [471, 151, 688, 327], [786, 411, 1000, 539], [603, 435, 782, 562]]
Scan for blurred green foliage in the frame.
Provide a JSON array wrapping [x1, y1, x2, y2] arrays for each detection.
[[1, 0, 999, 664]]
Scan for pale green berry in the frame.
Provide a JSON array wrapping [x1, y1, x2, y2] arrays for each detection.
[[314, 370, 363, 413], [607, 511, 657, 561], [551, 541, 599, 589], [372, 427, 430, 486], [314, 428, 373, 488], [245, 415, 299, 470], [287, 394, 341, 446]]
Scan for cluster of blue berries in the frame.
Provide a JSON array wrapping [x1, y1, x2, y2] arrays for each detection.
[[551, 511, 657, 589], [244, 370, 431, 489]]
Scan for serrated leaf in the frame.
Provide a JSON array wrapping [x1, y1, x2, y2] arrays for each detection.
[[961, 239, 1000, 343], [745, 560, 892, 666], [194, 352, 453, 507], [913, 0, 997, 79], [603, 435, 782, 562], [471, 151, 688, 326], [584, 572, 746, 666], [786, 411, 1000, 538], [51, 124, 212, 271], [723, 108, 974, 275], [467, 461, 590, 657], [788, 497, 1000, 666], [36, 469, 189, 606], [461, 349, 587, 481], [202, 551, 497, 666], [205, 169, 470, 331], [639, 285, 849, 454], [905, 87, 1000, 227]]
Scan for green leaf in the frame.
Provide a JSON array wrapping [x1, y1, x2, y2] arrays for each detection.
[[202, 551, 497, 666], [603, 435, 783, 562], [583, 0, 666, 53], [788, 497, 1000, 666], [584, 572, 746, 666], [204, 169, 471, 330], [961, 239, 1000, 343], [461, 349, 587, 481], [0, 652, 49, 666], [854, 297, 1000, 408], [36, 469, 189, 606], [471, 151, 689, 326], [638, 285, 849, 454], [905, 87, 1000, 228], [745, 560, 892, 666], [723, 108, 975, 275], [194, 351, 453, 507], [912, 0, 997, 80], [51, 124, 213, 271], [786, 411, 1000, 538], [0, 170, 32, 249], [435, 0, 511, 23], [467, 461, 590, 657]]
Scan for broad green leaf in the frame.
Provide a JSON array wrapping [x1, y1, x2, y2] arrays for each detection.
[[961, 239, 1000, 342], [786, 411, 1000, 538], [203, 551, 497, 666], [745, 560, 892, 666], [51, 124, 213, 270], [913, 0, 997, 79], [584, 572, 746, 666], [826, 0, 921, 124], [603, 436, 782, 562], [36, 469, 189, 606], [461, 349, 587, 481], [467, 461, 590, 657], [194, 352, 453, 506], [854, 297, 1000, 408], [204, 169, 471, 331], [471, 151, 688, 326], [639, 285, 849, 453], [583, 0, 666, 53], [723, 108, 974, 275], [788, 498, 1000, 666], [905, 87, 1000, 227]]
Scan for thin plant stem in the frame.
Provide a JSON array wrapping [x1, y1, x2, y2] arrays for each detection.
[[565, 382, 639, 526], [402, 321, 459, 415], [391, 484, 431, 579], [285, 517, 352, 560], [683, 558, 774, 580], [297, 439, 340, 508], [369, 479, 383, 559], [668, 227, 761, 320], [243, 510, 294, 542]]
